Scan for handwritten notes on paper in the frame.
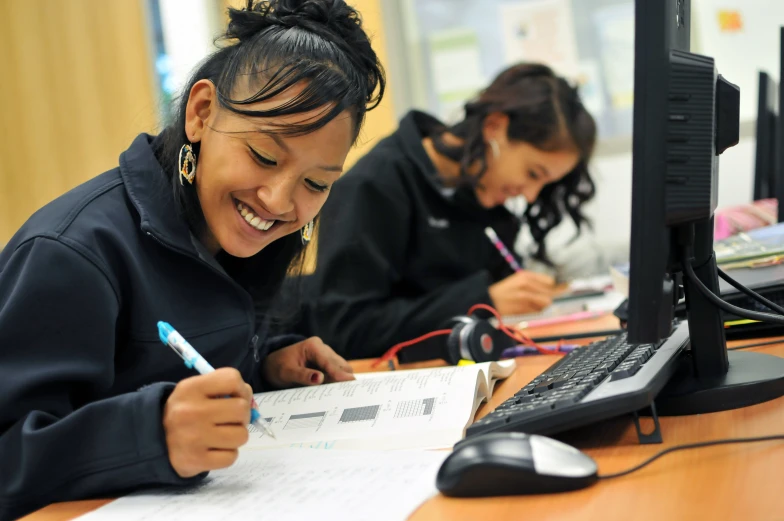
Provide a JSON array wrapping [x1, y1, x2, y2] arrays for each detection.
[[76, 449, 447, 521]]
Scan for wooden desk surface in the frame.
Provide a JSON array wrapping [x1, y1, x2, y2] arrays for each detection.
[[22, 316, 784, 521]]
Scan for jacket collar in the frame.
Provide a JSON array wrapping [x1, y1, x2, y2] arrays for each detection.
[[396, 111, 512, 221], [118, 133, 198, 255], [395, 110, 457, 200]]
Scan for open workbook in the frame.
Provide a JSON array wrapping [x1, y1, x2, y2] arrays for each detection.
[[246, 360, 517, 451]]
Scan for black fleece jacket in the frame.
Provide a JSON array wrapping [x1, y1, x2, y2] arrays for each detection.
[[0, 134, 301, 520], [299, 111, 522, 361]]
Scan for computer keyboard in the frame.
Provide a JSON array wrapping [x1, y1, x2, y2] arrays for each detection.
[[465, 322, 691, 439]]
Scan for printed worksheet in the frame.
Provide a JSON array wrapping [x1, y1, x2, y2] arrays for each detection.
[[248, 360, 516, 450]]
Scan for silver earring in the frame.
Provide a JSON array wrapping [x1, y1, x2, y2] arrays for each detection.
[[489, 139, 500, 160], [301, 220, 314, 244], [178, 142, 197, 185]]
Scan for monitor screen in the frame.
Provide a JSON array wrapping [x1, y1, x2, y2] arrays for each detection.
[[753, 71, 778, 201]]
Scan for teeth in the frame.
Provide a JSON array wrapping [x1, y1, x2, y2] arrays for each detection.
[[236, 201, 275, 232]]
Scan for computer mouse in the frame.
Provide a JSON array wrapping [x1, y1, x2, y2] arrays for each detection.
[[436, 432, 599, 497]]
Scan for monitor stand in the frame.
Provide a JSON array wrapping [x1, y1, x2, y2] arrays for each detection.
[[655, 219, 784, 415]]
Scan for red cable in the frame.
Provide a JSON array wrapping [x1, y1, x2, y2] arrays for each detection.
[[467, 303, 556, 355], [371, 302, 567, 367], [370, 329, 453, 368]]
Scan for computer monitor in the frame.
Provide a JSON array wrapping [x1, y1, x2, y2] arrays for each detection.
[[753, 71, 778, 201], [777, 27, 784, 222], [627, 0, 784, 414]]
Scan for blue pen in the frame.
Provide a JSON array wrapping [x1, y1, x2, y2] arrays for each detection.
[[157, 321, 277, 439]]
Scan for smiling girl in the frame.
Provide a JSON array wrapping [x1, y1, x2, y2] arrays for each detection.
[[0, 1, 383, 518], [298, 64, 596, 361]]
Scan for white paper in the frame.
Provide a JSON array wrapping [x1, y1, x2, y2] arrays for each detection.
[[75, 449, 447, 521], [427, 28, 487, 120], [499, 0, 580, 78], [428, 28, 485, 95], [247, 362, 515, 451], [499, 291, 625, 326]]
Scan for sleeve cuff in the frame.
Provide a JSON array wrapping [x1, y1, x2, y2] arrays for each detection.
[[132, 382, 208, 486]]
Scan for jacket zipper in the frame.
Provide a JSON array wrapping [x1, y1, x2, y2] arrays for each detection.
[[144, 230, 259, 353]]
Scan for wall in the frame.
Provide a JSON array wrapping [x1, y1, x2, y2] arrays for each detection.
[[343, 0, 398, 167], [0, 0, 159, 244]]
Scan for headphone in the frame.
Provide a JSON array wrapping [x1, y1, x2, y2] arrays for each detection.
[[442, 314, 518, 365]]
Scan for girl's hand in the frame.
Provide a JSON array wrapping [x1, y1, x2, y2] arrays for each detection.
[[261, 337, 355, 389]]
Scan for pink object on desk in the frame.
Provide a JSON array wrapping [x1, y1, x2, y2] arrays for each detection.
[[714, 199, 777, 240], [517, 310, 608, 329]]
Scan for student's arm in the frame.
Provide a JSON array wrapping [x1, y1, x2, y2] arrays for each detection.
[[0, 238, 201, 521], [305, 175, 494, 360]]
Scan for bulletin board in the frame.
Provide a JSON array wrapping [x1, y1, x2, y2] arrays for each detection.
[[385, 0, 784, 144]]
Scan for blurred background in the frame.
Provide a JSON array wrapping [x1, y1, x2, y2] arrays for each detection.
[[1, 0, 783, 268]]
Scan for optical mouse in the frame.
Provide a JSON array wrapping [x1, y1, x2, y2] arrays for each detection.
[[436, 432, 599, 497]]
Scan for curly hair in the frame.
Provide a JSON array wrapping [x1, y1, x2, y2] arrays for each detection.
[[429, 63, 596, 265]]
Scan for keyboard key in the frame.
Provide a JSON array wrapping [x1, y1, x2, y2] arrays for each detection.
[[516, 394, 540, 404], [586, 373, 607, 385], [533, 380, 555, 393], [553, 396, 581, 409], [550, 372, 575, 388], [611, 362, 641, 380], [515, 384, 537, 396], [635, 349, 652, 362]]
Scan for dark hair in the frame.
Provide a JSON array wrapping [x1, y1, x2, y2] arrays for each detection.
[[429, 63, 596, 265], [155, 0, 384, 317]]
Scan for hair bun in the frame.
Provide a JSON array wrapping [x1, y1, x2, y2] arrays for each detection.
[[226, 0, 363, 44]]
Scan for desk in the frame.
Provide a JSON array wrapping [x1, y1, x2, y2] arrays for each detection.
[[21, 316, 784, 521]]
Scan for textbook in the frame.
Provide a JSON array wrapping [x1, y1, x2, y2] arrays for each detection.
[[499, 291, 626, 327], [714, 222, 784, 266], [245, 360, 517, 451]]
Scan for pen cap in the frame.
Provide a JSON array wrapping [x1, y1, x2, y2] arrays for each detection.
[[157, 321, 176, 345]]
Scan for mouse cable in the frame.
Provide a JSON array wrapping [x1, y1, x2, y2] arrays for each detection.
[[682, 250, 784, 325], [728, 338, 784, 351], [598, 434, 784, 480], [717, 267, 784, 316]]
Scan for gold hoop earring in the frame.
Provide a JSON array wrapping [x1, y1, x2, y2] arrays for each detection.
[[178, 143, 197, 185], [301, 220, 314, 244], [488, 139, 501, 160]]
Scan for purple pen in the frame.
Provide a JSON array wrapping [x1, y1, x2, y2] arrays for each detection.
[[501, 344, 579, 358]]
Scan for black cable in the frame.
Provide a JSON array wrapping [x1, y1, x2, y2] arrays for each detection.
[[728, 338, 784, 351], [681, 252, 784, 325], [717, 267, 784, 316], [599, 434, 784, 479], [530, 329, 625, 343]]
